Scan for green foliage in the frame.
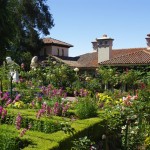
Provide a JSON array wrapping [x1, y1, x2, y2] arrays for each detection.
[[60, 122, 75, 135], [75, 96, 98, 119], [10, 51, 32, 70], [44, 57, 77, 88], [0, 0, 54, 62], [0, 128, 29, 150], [71, 136, 94, 150], [2, 112, 62, 133], [85, 78, 102, 94]]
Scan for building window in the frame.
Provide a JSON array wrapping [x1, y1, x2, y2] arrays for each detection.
[[62, 49, 64, 56], [99, 41, 103, 45], [57, 48, 59, 56], [104, 41, 108, 45]]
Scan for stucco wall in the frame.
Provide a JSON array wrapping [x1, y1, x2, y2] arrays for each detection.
[[40, 45, 69, 56], [98, 47, 111, 63]]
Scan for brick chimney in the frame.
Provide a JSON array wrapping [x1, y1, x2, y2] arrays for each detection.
[[145, 34, 150, 50], [95, 34, 114, 63]]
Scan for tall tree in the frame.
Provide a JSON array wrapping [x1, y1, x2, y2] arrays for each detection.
[[0, 0, 54, 63], [0, 0, 17, 62]]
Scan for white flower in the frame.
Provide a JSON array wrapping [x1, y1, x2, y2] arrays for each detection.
[[85, 77, 90, 81], [121, 125, 126, 130], [74, 67, 79, 72], [122, 97, 126, 101], [131, 131, 135, 134], [43, 101, 47, 104], [47, 74, 50, 77], [102, 134, 106, 140], [53, 61, 56, 64]]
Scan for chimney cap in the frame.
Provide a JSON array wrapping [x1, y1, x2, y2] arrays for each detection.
[[146, 33, 150, 39], [97, 34, 114, 40], [147, 33, 150, 37]]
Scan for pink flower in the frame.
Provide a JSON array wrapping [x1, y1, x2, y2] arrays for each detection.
[[20, 128, 27, 137], [13, 94, 21, 103], [6, 98, 12, 106], [15, 113, 22, 130], [2, 92, 9, 101], [0, 106, 7, 119], [2, 109, 7, 119]]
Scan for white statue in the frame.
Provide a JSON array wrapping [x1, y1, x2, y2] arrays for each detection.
[[6, 57, 19, 82], [30, 56, 38, 70]]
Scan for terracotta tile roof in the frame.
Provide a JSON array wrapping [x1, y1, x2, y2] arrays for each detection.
[[52, 56, 81, 67], [112, 48, 147, 58], [52, 52, 98, 68], [100, 49, 150, 65], [51, 47, 150, 68], [42, 38, 73, 47]]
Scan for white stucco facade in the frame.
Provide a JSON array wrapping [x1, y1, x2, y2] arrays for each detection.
[[98, 47, 112, 63], [92, 34, 114, 63], [40, 45, 69, 57]]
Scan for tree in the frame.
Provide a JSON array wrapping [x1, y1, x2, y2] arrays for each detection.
[[0, 0, 17, 63], [0, 0, 54, 63]]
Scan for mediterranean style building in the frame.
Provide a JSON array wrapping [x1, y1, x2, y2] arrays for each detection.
[[40, 37, 73, 57], [41, 34, 150, 70]]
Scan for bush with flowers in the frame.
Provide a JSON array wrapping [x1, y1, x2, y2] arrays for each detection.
[[0, 58, 150, 149]]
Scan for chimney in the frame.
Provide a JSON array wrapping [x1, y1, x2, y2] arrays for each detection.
[[95, 34, 114, 63], [145, 34, 150, 50], [91, 39, 98, 51]]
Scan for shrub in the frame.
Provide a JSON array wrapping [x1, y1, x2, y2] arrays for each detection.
[[71, 136, 94, 150], [75, 96, 98, 119]]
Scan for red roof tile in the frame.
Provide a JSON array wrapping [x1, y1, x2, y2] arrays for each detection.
[[100, 49, 150, 65], [43, 38, 73, 47], [51, 47, 150, 68]]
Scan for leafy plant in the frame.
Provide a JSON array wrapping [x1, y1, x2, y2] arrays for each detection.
[[75, 96, 98, 119], [71, 136, 94, 150]]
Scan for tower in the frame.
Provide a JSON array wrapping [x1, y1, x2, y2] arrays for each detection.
[[96, 34, 114, 63]]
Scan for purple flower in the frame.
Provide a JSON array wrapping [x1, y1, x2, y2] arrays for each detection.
[[2, 92, 9, 101], [6, 98, 12, 106], [15, 113, 22, 130], [36, 109, 45, 119], [0, 106, 7, 119], [0, 106, 3, 115], [20, 128, 27, 137], [1, 109, 7, 119], [13, 94, 21, 103]]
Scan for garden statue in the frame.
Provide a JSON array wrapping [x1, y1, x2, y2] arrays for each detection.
[[6, 57, 19, 82], [30, 56, 38, 70]]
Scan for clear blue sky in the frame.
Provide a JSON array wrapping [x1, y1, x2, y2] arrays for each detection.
[[45, 0, 150, 57]]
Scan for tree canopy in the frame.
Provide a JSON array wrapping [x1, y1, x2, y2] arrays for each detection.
[[0, 0, 54, 63]]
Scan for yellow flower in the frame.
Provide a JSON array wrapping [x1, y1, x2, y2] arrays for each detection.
[[14, 101, 24, 108]]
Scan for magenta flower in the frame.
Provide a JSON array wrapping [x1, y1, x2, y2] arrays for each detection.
[[20, 128, 27, 137], [15, 113, 22, 130], [13, 94, 21, 102], [36, 109, 45, 119], [6, 98, 12, 106], [20, 123, 32, 137], [2, 92, 9, 101], [0, 106, 3, 114], [0, 106, 7, 119], [1, 109, 7, 119]]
